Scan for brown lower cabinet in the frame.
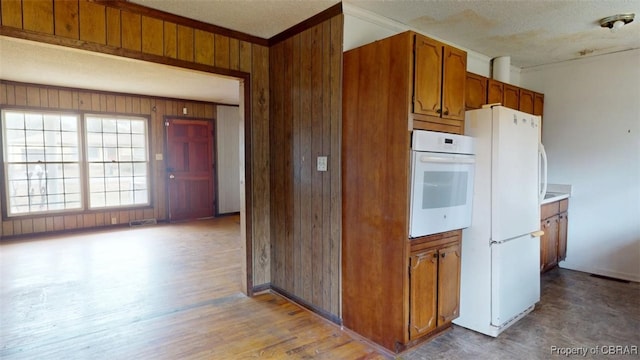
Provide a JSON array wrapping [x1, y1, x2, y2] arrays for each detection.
[[540, 199, 568, 272], [409, 234, 461, 341]]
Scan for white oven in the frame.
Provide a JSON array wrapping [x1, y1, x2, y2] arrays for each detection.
[[409, 130, 476, 238]]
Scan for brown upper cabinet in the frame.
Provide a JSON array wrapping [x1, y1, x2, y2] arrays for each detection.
[[519, 89, 534, 114], [503, 84, 520, 109], [533, 92, 545, 117], [414, 35, 467, 122], [476, 74, 544, 117], [465, 72, 488, 110]]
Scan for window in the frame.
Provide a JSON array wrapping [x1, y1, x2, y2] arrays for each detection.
[[2, 110, 81, 216], [1, 110, 150, 217], [85, 115, 149, 209]]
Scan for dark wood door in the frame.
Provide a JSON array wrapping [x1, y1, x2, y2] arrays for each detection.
[[409, 249, 438, 339], [167, 119, 215, 221], [437, 242, 461, 325]]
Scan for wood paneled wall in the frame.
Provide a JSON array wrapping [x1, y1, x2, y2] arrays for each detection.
[[269, 15, 343, 318], [0, 81, 215, 235], [0, 0, 270, 290]]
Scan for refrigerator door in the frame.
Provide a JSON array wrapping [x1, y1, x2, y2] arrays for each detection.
[[491, 107, 541, 241], [491, 234, 540, 326]]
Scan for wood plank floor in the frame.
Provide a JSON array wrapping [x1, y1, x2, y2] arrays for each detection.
[[2, 216, 638, 359], [0, 216, 387, 359]]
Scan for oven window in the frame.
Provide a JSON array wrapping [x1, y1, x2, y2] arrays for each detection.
[[422, 171, 468, 209]]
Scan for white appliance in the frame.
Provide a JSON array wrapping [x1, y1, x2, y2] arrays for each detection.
[[409, 130, 476, 238], [453, 106, 545, 337]]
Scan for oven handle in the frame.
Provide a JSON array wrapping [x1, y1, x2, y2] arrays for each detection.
[[419, 155, 476, 164]]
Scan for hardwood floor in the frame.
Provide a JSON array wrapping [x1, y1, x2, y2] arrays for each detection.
[[0, 217, 386, 360], [2, 217, 638, 359]]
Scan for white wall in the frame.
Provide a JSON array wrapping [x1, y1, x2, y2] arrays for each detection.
[[216, 105, 241, 214], [521, 49, 640, 282]]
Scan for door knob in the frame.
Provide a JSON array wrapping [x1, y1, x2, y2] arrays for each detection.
[[169, 174, 175, 179]]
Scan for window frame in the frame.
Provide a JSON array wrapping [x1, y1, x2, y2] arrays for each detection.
[[0, 107, 153, 220]]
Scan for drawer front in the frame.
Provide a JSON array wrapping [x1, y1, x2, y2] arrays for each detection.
[[541, 201, 560, 220]]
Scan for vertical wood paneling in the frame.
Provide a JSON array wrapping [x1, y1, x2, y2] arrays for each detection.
[[269, 15, 343, 317], [229, 38, 240, 70], [26, 86, 40, 106], [177, 25, 194, 62], [328, 15, 343, 316], [54, 0, 79, 39], [252, 44, 270, 286], [79, 1, 106, 44], [40, 89, 49, 107], [214, 34, 230, 68], [121, 11, 141, 51], [142, 16, 163, 56], [194, 29, 214, 65], [106, 7, 121, 47], [15, 85, 27, 106], [23, 0, 54, 34], [163, 22, 177, 58], [1, 0, 23, 28]]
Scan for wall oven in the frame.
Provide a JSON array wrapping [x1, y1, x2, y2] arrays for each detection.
[[409, 130, 476, 238]]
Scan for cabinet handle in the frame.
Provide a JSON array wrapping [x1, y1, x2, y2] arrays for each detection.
[[433, 253, 438, 258], [444, 109, 449, 115], [436, 108, 442, 114], [441, 253, 446, 258]]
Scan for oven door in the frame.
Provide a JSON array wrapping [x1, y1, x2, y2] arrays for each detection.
[[409, 151, 475, 238]]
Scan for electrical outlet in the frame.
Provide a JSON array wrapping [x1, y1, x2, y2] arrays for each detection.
[[111, 217, 117, 225], [317, 156, 328, 172]]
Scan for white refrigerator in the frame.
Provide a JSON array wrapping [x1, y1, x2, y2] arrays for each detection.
[[453, 106, 544, 337]]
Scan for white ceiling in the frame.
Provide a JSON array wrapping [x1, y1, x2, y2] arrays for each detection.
[[1, 0, 639, 104]]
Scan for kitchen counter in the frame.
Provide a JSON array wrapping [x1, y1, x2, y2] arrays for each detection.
[[541, 183, 572, 205]]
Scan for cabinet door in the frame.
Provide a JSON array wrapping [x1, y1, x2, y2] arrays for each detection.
[[409, 249, 438, 339], [533, 92, 544, 116], [503, 84, 520, 110], [465, 72, 487, 110], [487, 79, 504, 105], [413, 35, 442, 117], [442, 46, 467, 120], [519, 89, 534, 114], [437, 243, 461, 325], [558, 212, 568, 261], [542, 216, 559, 272]]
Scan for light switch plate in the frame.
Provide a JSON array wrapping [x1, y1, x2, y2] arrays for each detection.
[[155, 153, 163, 160], [317, 156, 328, 172]]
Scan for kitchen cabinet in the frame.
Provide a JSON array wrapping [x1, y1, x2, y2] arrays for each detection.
[[503, 84, 520, 109], [465, 72, 488, 110], [540, 199, 569, 272], [413, 34, 467, 133], [519, 89, 534, 114], [342, 31, 466, 353], [409, 233, 461, 341], [487, 79, 504, 104], [533, 92, 544, 116]]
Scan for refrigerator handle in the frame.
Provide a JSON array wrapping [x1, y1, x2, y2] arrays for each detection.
[[539, 143, 548, 203]]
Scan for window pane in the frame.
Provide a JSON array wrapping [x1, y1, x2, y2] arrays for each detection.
[[61, 116, 77, 131], [44, 131, 61, 146], [87, 132, 103, 147], [7, 164, 28, 180], [86, 118, 102, 132], [131, 120, 145, 134], [103, 119, 117, 133], [133, 163, 147, 176], [25, 114, 44, 130], [5, 112, 25, 129], [44, 115, 61, 131], [105, 178, 119, 192], [90, 178, 105, 192], [90, 192, 105, 207], [118, 148, 132, 161], [117, 120, 131, 133], [6, 129, 26, 145], [87, 147, 103, 161]]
